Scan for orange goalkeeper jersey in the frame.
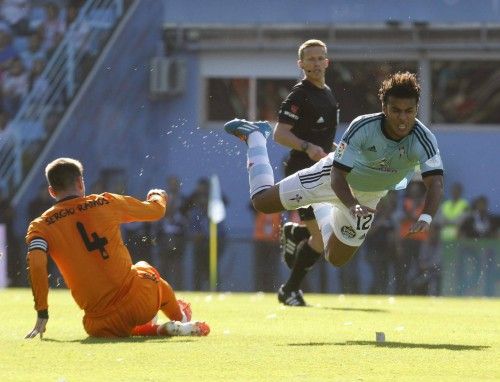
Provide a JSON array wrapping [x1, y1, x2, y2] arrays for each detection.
[[25, 192, 166, 315]]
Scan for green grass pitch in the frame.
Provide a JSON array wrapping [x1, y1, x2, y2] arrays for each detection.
[[0, 288, 499, 381]]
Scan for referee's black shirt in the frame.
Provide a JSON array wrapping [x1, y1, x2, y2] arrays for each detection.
[[278, 79, 339, 174]]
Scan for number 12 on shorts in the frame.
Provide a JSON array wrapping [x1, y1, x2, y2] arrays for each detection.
[[356, 214, 373, 231]]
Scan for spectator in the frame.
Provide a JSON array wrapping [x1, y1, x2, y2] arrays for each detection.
[[1, 0, 32, 36], [366, 191, 398, 294], [155, 175, 188, 290], [410, 224, 442, 296], [459, 196, 497, 239], [28, 58, 47, 95], [20, 32, 45, 71], [397, 180, 428, 294], [183, 178, 227, 291], [0, 110, 10, 140], [40, 2, 66, 55], [252, 208, 281, 292], [65, 3, 89, 50], [0, 188, 20, 286], [65, 3, 93, 85], [183, 178, 210, 290], [0, 30, 18, 72], [457, 196, 499, 296], [123, 221, 155, 265], [2, 57, 29, 115], [438, 182, 469, 242]]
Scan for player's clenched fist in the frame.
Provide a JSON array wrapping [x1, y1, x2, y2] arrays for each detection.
[[147, 189, 168, 201], [407, 220, 430, 236], [349, 204, 376, 218]]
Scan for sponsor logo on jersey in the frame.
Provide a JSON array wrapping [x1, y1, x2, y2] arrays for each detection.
[[367, 158, 397, 173], [284, 110, 299, 120], [425, 154, 442, 168], [341, 225, 356, 239], [367, 145, 377, 152], [316, 116, 324, 123], [335, 141, 347, 159]]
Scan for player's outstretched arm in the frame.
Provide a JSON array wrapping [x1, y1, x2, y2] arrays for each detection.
[[331, 166, 375, 218], [25, 249, 50, 339], [407, 174, 444, 235]]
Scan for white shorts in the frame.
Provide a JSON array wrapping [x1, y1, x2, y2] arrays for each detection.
[[277, 154, 387, 246]]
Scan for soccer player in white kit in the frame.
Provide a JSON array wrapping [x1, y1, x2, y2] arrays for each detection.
[[225, 72, 444, 304]]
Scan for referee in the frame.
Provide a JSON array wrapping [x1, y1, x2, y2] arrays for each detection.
[[274, 39, 339, 306]]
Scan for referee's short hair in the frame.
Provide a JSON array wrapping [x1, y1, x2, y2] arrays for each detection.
[[379, 71, 420, 105], [298, 39, 327, 60], [45, 157, 84, 192]]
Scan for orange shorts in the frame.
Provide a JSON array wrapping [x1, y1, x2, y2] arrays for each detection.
[[82, 262, 162, 337]]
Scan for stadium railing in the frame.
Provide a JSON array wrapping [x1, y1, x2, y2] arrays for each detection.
[[0, 0, 126, 195]]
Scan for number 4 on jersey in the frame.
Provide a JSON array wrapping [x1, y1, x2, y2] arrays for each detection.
[[76, 222, 109, 259]]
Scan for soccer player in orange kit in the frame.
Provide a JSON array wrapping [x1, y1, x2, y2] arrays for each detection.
[[25, 157, 210, 338]]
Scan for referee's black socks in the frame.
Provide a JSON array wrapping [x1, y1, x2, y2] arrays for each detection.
[[283, 240, 322, 292]]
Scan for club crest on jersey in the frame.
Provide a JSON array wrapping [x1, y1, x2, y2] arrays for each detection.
[[335, 141, 347, 159], [289, 194, 303, 203], [291, 104, 299, 114], [341, 225, 356, 239]]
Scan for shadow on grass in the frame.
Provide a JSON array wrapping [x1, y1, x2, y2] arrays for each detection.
[[319, 307, 388, 313], [286, 341, 490, 351], [42, 337, 197, 344]]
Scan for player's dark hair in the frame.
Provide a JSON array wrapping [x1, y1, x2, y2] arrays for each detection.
[[298, 39, 327, 60], [45, 157, 83, 192], [378, 71, 420, 105]]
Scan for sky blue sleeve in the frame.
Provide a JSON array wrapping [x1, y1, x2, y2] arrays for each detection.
[[417, 131, 444, 175], [333, 123, 365, 169]]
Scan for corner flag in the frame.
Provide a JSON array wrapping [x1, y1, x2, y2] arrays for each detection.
[[208, 174, 226, 224], [208, 174, 225, 291]]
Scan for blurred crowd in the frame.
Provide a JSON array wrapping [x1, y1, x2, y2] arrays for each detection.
[[249, 179, 500, 297], [0, 0, 85, 135], [1, 172, 499, 295], [350, 181, 499, 296]]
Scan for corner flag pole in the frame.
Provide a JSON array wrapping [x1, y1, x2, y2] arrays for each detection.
[[209, 219, 217, 291], [208, 174, 225, 292]]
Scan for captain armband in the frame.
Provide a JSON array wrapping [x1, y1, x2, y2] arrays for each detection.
[[28, 238, 48, 252]]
